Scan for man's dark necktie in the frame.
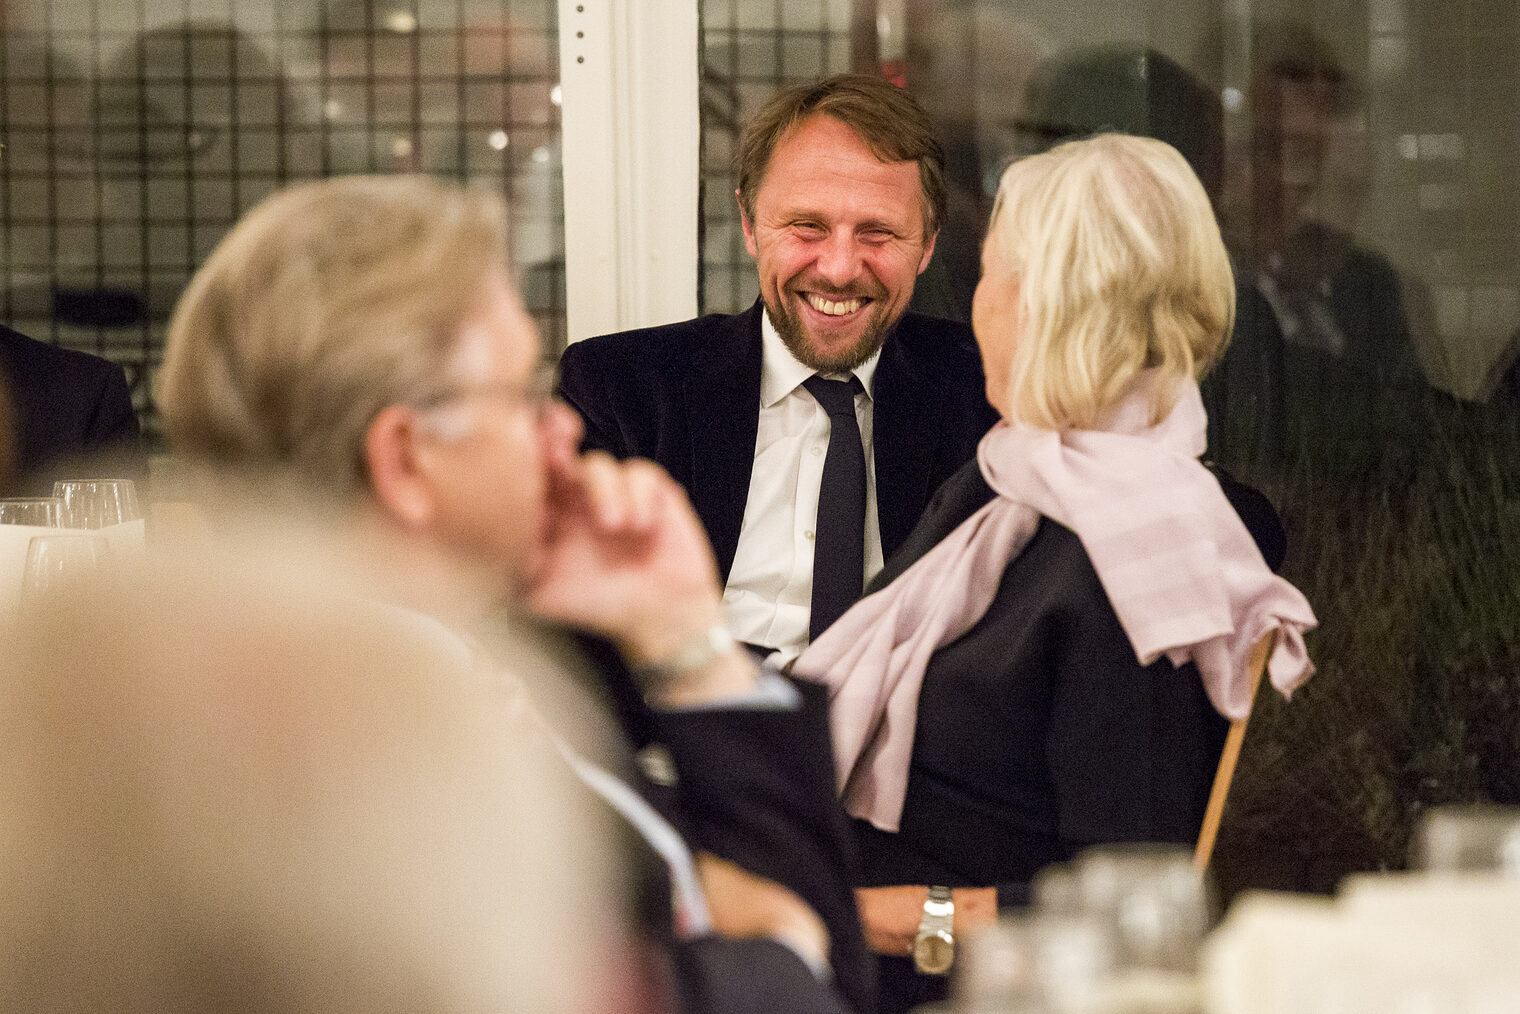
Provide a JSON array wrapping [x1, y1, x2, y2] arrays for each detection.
[[802, 374, 866, 641]]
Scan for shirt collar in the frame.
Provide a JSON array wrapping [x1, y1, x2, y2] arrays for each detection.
[[758, 307, 881, 409]]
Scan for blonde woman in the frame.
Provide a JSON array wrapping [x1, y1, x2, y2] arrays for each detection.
[[794, 134, 1317, 1014]]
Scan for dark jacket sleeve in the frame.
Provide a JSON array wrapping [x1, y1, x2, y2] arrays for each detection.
[[571, 631, 871, 1013], [654, 678, 874, 1014], [674, 937, 855, 1014], [557, 338, 629, 457], [85, 358, 142, 450]]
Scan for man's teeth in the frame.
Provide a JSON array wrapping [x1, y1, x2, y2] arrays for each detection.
[[806, 294, 862, 316]]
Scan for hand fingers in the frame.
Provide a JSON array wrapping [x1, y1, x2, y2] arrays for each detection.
[[619, 459, 673, 531], [576, 453, 678, 533], [539, 401, 584, 474], [577, 452, 629, 529], [697, 853, 828, 965]]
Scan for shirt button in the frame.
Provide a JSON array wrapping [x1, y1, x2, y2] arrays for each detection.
[[811, 445, 824, 456], [804, 530, 815, 540]]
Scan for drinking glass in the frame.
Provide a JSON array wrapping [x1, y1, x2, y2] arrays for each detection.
[[0, 497, 62, 526], [1411, 805, 1520, 875], [20, 533, 113, 598], [1069, 844, 1212, 975], [52, 479, 142, 529], [951, 914, 1046, 1014], [940, 911, 1110, 1014], [1028, 846, 1211, 1014], [1033, 912, 1118, 1014]]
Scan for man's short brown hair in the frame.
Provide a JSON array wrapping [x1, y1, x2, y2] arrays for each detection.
[[736, 74, 946, 237]]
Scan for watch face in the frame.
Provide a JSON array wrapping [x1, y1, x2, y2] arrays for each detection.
[[913, 931, 954, 975]]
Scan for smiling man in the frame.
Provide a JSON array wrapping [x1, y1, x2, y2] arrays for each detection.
[[559, 75, 997, 662]]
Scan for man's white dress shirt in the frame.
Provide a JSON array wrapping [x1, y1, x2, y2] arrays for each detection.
[[721, 311, 885, 665]]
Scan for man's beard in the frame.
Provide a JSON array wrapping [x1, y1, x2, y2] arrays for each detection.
[[765, 292, 894, 373]]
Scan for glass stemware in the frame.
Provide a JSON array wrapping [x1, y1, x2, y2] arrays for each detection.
[[0, 497, 63, 526], [52, 479, 143, 530], [20, 533, 114, 599]]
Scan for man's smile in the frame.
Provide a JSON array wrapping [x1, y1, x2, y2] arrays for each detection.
[[803, 293, 868, 317]]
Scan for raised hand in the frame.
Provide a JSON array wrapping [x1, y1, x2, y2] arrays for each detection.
[[525, 438, 755, 704]]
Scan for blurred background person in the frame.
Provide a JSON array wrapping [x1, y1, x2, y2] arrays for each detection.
[[157, 174, 870, 1014], [0, 536, 620, 1014], [0, 322, 144, 495], [902, 1, 1046, 324], [1218, 21, 1434, 487], [1004, 34, 1434, 489], [795, 134, 1317, 1014]]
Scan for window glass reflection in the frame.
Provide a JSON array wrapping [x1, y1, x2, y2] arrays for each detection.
[[699, 0, 1520, 895]]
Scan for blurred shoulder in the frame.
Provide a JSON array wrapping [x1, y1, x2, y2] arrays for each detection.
[[0, 324, 123, 387], [562, 308, 760, 373]]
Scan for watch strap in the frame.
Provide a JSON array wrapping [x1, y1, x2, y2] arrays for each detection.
[[913, 885, 956, 975], [631, 623, 736, 685]]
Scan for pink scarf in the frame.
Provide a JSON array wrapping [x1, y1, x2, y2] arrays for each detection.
[[793, 372, 1317, 833]]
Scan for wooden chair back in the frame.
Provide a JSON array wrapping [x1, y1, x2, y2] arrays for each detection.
[[1194, 632, 1276, 871]]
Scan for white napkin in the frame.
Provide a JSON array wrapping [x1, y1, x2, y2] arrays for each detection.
[[1204, 877, 1520, 1014]]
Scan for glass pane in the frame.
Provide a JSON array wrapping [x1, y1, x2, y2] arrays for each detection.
[[0, 0, 566, 446], [698, 0, 1520, 895]]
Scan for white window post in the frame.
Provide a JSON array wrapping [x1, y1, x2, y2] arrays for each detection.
[[557, 0, 700, 342]]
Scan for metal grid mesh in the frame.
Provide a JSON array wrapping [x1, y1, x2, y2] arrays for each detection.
[[0, 0, 564, 446], [697, 0, 857, 315]]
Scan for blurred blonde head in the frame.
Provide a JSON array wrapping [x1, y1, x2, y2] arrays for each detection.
[[159, 175, 512, 500], [0, 539, 616, 1014], [981, 133, 1234, 429]]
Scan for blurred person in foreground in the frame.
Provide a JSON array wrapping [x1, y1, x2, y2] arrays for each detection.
[[792, 134, 1319, 1014], [0, 533, 614, 1013], [156, 174, 869, 1014]]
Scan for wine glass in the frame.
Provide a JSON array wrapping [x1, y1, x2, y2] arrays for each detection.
[[1070, 844, 1212, 975], [52, 479, 142, 529], [20, 533, 113, 599], [951, 914, 1043, 1014], [0, 497, 62, 526], [1025, 845, 1211, 1014]]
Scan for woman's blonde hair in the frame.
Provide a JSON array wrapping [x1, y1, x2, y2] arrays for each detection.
[[159, 175, 510, 498], [983, 133, 1234, 429]]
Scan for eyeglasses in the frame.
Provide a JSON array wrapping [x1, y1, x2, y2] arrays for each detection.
[[411, 361, 560, 416]]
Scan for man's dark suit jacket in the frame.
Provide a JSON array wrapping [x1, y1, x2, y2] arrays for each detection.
[[0, 324, 144, 496], [557, 301, 1000, 582]]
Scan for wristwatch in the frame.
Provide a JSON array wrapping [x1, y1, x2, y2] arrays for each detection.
[[912, 885, 955, 975], [631, 623, 736, 687]]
